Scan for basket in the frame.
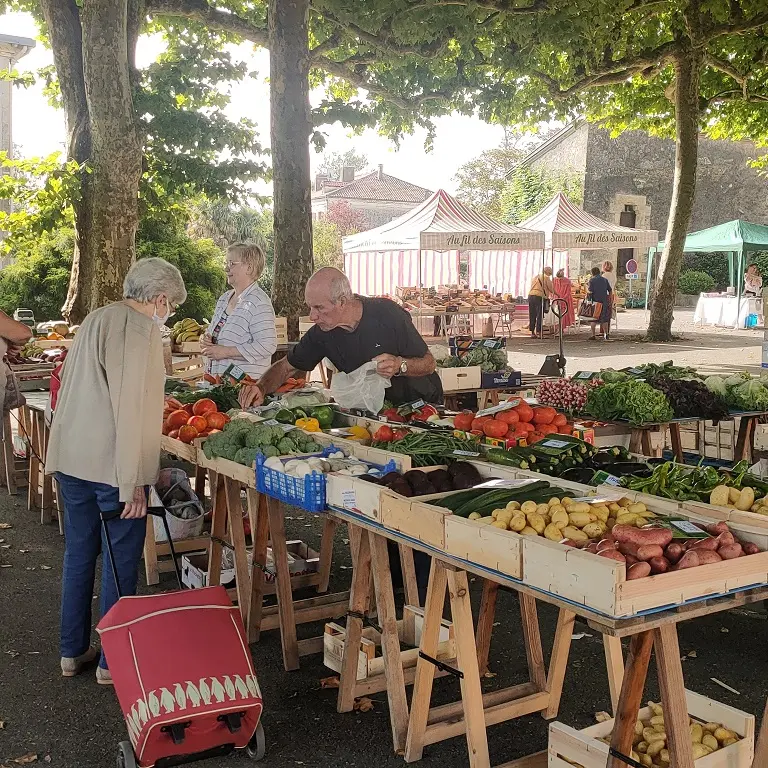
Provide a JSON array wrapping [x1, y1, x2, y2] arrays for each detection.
[[256, 446, 396, 513], [152, 468, 205, 542]]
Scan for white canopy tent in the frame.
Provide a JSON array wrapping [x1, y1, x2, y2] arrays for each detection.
[[342, 189, 544, 296]]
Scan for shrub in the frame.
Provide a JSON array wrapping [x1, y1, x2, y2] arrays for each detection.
[[678, 270, 715, 295]]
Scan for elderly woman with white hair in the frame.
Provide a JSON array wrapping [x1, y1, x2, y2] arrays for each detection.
[[46, 257, 186, 685], [200, 242, 277, 379]]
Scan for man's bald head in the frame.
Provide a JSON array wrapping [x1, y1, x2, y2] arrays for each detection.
[[305, 267, 358, 331]]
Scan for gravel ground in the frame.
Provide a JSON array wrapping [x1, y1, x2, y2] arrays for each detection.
[[1, 490, 767, 768]]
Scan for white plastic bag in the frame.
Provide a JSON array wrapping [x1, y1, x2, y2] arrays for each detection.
[[330, 361, 391, 413]]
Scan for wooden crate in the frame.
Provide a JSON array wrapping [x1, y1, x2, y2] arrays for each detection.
[[160, 435, 198, 464], [170, 355, 205, 382], [682, 500, 768, 545], [195, 439, 256, 488], [275, 316, 288, 345], [172, 341, 201, 354], [548, 690, 754, 768], [444, 514, 522, 579], [522, 533, 768, 617], [379, 491, 452, 549], [595, 485, 682, 515], [299, 317, 314, 339], [323, 606, 454, 682], [437, 365, 482, 392], [35, 338, 72, 349]]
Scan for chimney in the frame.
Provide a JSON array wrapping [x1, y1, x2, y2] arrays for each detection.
[[341, 166, 355, 182], [377, 164, 384, 180], [315, 173, 327, 191]]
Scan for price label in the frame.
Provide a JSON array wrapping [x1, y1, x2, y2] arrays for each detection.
[[340, 489, 357, 510], [573, 371, 596, 380], [452, 450, 481, 457], [263, 419, 278, 426], [671, 520, 707, 535], [476, 399, 519, 418], [483, 339, 497, 347], [539, 439, 570, 449], [591, 471, 622, 487], [281, 424, 296, 432], [475, 479, 538, 489]]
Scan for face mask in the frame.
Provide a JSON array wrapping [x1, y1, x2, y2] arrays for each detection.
[[152, 298, 171, 327]]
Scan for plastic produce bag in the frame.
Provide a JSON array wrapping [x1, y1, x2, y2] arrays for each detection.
[[330, 361, 391, 413]]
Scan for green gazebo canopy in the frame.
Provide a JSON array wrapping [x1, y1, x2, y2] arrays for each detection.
[[646, 219, 768, 317]]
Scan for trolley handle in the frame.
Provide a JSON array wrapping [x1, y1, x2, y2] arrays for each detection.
[[101, 505, 184, 597]]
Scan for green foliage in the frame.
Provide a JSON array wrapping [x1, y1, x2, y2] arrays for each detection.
[[681, 253, 730, 290], [313, 219, 343, 270], [317, 149, 368, 180], [499, 166, 584, 225], [453, 145, 524, 219], [0, 228, 74, 320], [136, 218, 227, 322], [678, 270, 716, 295]]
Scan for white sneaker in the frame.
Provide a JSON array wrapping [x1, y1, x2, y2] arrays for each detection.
[[96, 666, 113, 686], [61, 646, 99, 677]]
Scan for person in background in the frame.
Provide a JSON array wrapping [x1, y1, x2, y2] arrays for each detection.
[[527, 266, 554, 339], [745, 263, 762, 297], [200, 242, 277, 379], [601, 260, 617, 291], [553, 269, 575, 330], [46, 258, 186, 685], [587, 266, 613, 341]]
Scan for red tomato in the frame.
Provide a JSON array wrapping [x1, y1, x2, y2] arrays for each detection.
[[511, 428, 529, 441], [471, 416, 492, 431], [527, 432, 545, 443], [453, 410, 476, 432], [206, 412, 229, 430], [192, 398, 217, 416], [539, 424, 559, 436], [162, 420, 171, 436], [513, 402, 534, 423], [187, 415, 208, 432], [532, 406, 556, 425], [168, 429, 180, 439], [373, 425, 395, 442], [167, 410, 190, 430], [552, 413, 568, 427], [183, 404, 195, 416], [519, 421, 536, 433], [497, 410, 520, 426], [558, 425, 573, 434], [482, 419, 509, 438], [178, 425, 199, 443]]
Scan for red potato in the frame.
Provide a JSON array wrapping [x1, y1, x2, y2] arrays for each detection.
[[648, 556, 670, 574], [673, 550, 700, 570], [718, 543, 743, 560], [596, 538, 616, 552], [689, 537, 719, 551], [625, 554, 639, 566], [696, 550, 723, 565], [617, 541, 639, 558], [612, 525, 673, 548], [636, 544, 664, 562], [584, 542, 599, 554], [743, 542, 761, 555], [664, 542, 685, 564], [706, 521, 730, 536], [561, 539, 578, 548], [716, 531, 735, 548], [627, 562, 652, 580], [598, 549, 626, 563]]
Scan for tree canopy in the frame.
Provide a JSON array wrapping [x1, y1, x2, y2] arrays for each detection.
[[317, 149, 368, 180]]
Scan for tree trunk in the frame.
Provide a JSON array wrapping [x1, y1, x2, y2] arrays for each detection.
[[646, 48, 703, 341], [269, 0, 314, 339]]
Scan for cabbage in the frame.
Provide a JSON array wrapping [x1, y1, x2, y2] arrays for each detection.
[[704, 375, 727, 397], [725, 372, 751, 387], [729, 379, 768, 411]]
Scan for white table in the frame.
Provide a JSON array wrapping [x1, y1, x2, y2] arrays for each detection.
[[693, 293, 761, 328]]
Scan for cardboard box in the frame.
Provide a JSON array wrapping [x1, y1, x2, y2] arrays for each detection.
[[437, 366, 482, 391], [480, 370, 522, 388], [449, 336, 507, 355]]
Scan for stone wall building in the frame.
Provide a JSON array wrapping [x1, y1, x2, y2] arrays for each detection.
[[311, 164, 432, 228], [516, 122, 768, 278]]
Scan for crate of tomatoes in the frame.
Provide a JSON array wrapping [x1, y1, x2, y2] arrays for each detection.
[[451, 401, 575, 450], [162, 396, 231, 462]]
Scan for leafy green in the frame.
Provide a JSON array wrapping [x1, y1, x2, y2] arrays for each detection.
[[585, 381, 674, 425]]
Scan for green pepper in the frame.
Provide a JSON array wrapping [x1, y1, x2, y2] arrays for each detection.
[[310, 405, 334, 429], [275, 409, 296, 424]]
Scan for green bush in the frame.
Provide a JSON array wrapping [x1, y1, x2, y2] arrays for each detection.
[[678, 270, 716, 295], [681, 253, 729, 289]]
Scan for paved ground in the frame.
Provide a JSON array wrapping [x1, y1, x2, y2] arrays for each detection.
[[1, 491, 767, 768], [2, 308, 768, 767]]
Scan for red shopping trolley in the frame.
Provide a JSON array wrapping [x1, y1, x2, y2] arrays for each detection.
[[97, 507, 264, 768]]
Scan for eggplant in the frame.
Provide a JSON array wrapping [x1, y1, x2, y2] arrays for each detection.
[[600, 462, 652, 476], [560, 467, 598, 485]]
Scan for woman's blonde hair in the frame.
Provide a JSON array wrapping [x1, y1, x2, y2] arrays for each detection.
[[602, 260, 614, 273], [228, 242, 266, 281]]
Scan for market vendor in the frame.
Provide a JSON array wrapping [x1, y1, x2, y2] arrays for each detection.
[[239, 267, 443, 409]]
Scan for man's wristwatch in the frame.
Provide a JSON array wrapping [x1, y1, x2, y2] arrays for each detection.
[[399, 358, 408, 375]]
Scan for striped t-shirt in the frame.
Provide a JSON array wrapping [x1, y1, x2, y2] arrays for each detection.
[[206, 282, 277, 378]]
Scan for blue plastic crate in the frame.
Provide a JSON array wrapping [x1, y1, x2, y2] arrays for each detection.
[[255, 446, 397, 513], [746, 313, 758, 328]]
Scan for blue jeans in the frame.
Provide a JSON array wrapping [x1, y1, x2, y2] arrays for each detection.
[[56, 473, 147, 669]]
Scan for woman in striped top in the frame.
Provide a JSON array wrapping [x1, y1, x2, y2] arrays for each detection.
[[200, 242, 277, 378]]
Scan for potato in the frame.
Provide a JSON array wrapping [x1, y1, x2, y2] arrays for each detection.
[[549, 503, 566, 515], [495, 510, 514, 525], [521, 500, 538, 514], [491, 509, 501, 520], [568, 511, 593, 528], [551, 508, 569, 529], [736, 487, 755, 511], [566, 502, 591, 515], [609, 502, 621, 513], [659, 748, 670, 764], [548, 497, 561, 506], [536, 503, 551, 516], [468, 512, 482, 520], [728, 487, 742, 505], [591, 505, 610, 523], [508, 513, 527, 532], [636, 741, 648, 753], [491, 520, 508, 529], [616, 513, 640, 526], [639, 755, 653, 768], [692, 743, 713, 759], [635, 720, 645, 737], [618, 497, 633, 507], [702, 722, 719, 733], [628, 502, 647, 514], [606, 518, 617, 530], [649, 715, 664, 728], [646, 739, 665, 757], [702, 733, 719, 751], [561, 497, 574, 507], [505, 500, 521, 511], [543, 523, 563, 541], [561, 526, 589, 542], [714, 727, 738, 743], [722, 737, 739, 746], [583, 522, 606, 539], [520, 525, 539, 536], [648, 702, 663, 717], [526, 511, 546, 534], [476, 517, 495, 525]]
